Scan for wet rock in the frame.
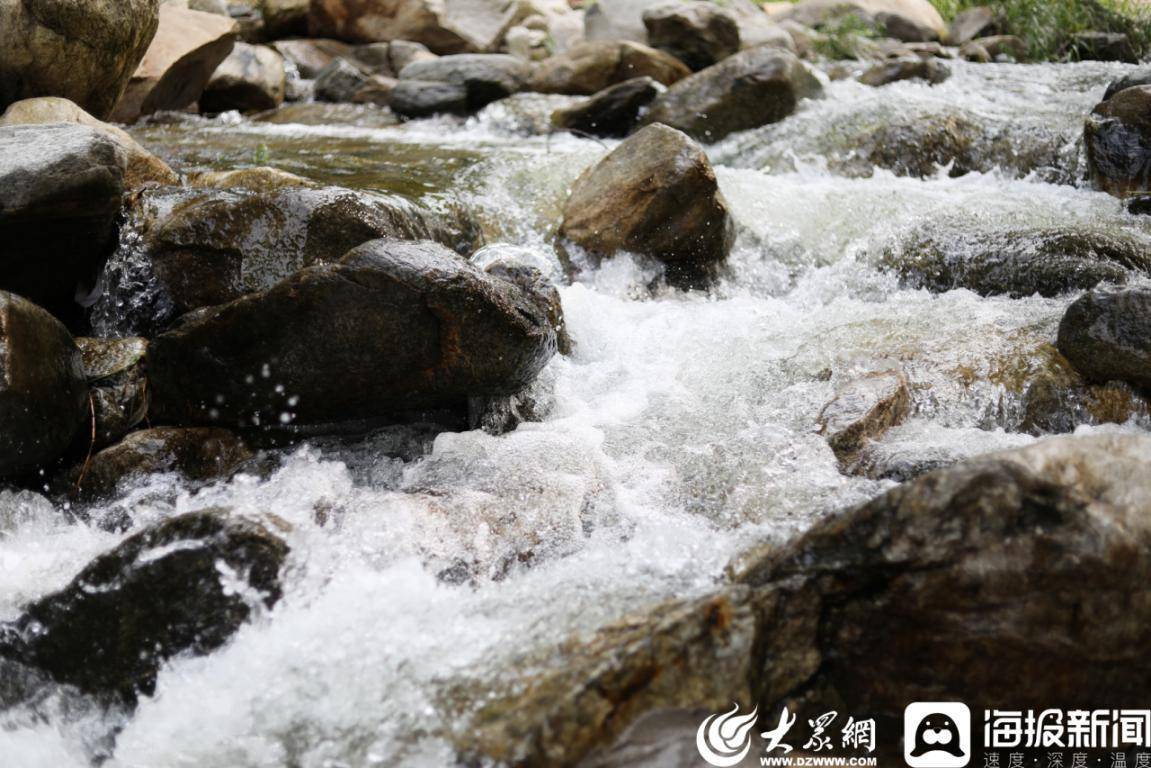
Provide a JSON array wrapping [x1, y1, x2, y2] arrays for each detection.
[[944, 5, 999, 46], [642, 2, 740, 72], [0, 0, 159, 120], [308, 0, 518, 54], [476, 92, 580, 135], [0, 293, 89, 479], [643, 47, 821, 143], [1130, 195, 1151, 216], [483, 261, 570, 356], [0, 124, 125, 325], [69, 427, 253, 501], [271, 38, 353, 77], [188, 165, 316, 191], [1103, 65, 1151, 101], [262, 0, 309, 39], [0, 97, 177, 188], [551, 77, 660, 138], [529, 41, 691, 96], [1067, 31, 1137, 63], [254, 100, 401, 126], [388, 80, 469, 116], [882, 227, 1151, 298], [1085, 85, 1151, 198], [77, 337, 150, 448], [147, 239, 560, 431], [0, 510, 287, 700], [312, 57, 397, 103], [398, 54, 530, 111], [780, 0, 947, 43], [858, 56, 949, 86], [1057, 288, 1151, 390], [817, 369, 911, 469], [559, 124, 734, 285], [200, 42, 286, 113], [110, 5, 239, 123]]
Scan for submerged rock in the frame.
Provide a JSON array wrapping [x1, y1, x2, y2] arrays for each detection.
[[77, 337, 150, 448], [1085, 85, 1151, 198], [817, 369, 911, 470], [1057, 288, 1151, 390], [0, 293, 89, 479], [147, 239, 560, 431], [0, 0, 160, 120], [642, 1, 740, 72], [529, 41, 691, 96], [559, 124, 734, 285], [551, 77, 661, 138], [200, 42, 287, 113], [188, 166, 316, 191], [858, 56, 949, 86], [397, 54, 530, 112], [308, 0, 517, 54], [643, 47, 821, 143], [0, 510, 287, 700]]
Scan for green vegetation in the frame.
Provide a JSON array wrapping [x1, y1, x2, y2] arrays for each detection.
[[810, 12, 882, 60]]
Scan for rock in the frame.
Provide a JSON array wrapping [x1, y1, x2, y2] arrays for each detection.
[[0, 0, 160, 120], [1067, 31, 1137, 63], [584, 0, 669, 43], [111, 5, 239, 123], [76, 337, 150, 448], [944, 5, 998, 45], [398, 54, 530, 111], [958, 39, 992, 62], [200, 42, 287, 112], [255, 100, 401, 126], [1057, 288, 1151, 390], [817, 369, 911, 469], [146, 239, 560, 431], [529, 41, 691, 95], [1085, 85, 1151, 198], [506, 23, 551, 62], [389, 80, 470, 116], [858, 56, 949, 86], [780, 0, 946, 42], [0, 510, 286, 700], [0, 97, 177, 188], [0, 124, 126, 325], [189, 165, 316, 191], [551, 76, 661, 137], [642, 2, 740, 72], [643, 47, 821, 143], [962, 34, 1026, 61], [882, 227, 1151, 298], [308, 0, 519, 54], [483, 261, 570, 356], [70, 427, 253, 501], [0, 293, 88, 479], [1130, 195, 1151, 216], [1104, 65, 1151, 101], [313, 57, 373, 101], [386, 39, 439, 71], [475, 92, 580, 135], [271, 38, 353, 77], [262, 0, 309, 38], [559, 124, 734, 284]]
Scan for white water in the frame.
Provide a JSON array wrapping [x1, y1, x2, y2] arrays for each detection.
[[3, 61, 1151, 767]]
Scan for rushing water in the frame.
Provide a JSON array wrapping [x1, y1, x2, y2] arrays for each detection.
[[3, 60, 1151, 767]]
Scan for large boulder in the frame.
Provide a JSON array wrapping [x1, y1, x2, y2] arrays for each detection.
[[0, 124, 126, 325], [1057, 288, 1151, 390], [0, 293, 88, 479], [643, 47, 821, 143], [146, 239, 561, 430], [262, 0, 310, 38], [307, 0, 519, 54], [0, 510, 287, 701], [559, 124, 734, 284], [76, 337, 151, 448], [389, 80, 469, 116], [0, 0, 159, 120], [642, 1, 740, 71], [1085, 84, 1151, 198], [200, 42, 287, 113], [529, 41, 690, 95], [313, 57, 395, 103], [780, 0, 947, 42], [110, 5, 239, 123], [551, 76, 661, 138], [398, 54, 529, 111]]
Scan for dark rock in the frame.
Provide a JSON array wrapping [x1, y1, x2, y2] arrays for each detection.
[[77, 337, 150, 448], [1104, 65, 1151, 101], [1085, 85, 1151, 198], [817, 369, 911, 469], [529, 41, 691, 96], [551, 77, 660, 138], [0, 124, 125, 326], [1067, 31, 1137, 63], [262, 0, 309, 39], [858, 57, 949, 86], [944, 5, 999, 46], [559, 124, 734, 285], [389, 80, 469, 117], [398, 54, 529, 111], [271, 38, 353, 78], [0, 510, 287, 700], [200, 42, 287, 112], [0, 293, 89, 479], [483, 262, 571, 356], [643, 47, 821, 143], [959, 39, 992, 63], [146, 239, 560, 431], [313, 57, 371, 102], [642, 1, 740, 72], [1130, 195, 1151, 215], [1057, 288, 1151, 389]]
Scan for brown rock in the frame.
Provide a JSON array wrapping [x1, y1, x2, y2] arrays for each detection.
[[200, 42, 287, 113], [529, 41, 690, 96], [642, 1, 740, 71], [271, 38, 353, 77], [308, 0, 519, 54], [76, 337, 150, 448], [944, 5, 999, 45], [858, 56, 949, 86], [817, 369, 911, 469]]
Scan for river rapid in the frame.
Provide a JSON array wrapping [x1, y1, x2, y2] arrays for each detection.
[[2, 60, 1150, 767]]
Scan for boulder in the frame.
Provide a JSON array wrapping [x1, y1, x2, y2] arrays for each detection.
[[0, 293, 89, 479], [551, 76, 661, 137], [529, 41, 690, 95], [70, 427, 253, 501], [200, 42, 287, 112], [189, 165, 316, 191], [271, 38, 353, 77], [1057, 288, 1151, 390], [1104, 65, 1151, 101], [314, 57, 375, 101], [1085, 85, 1151, 198], [944, 5, 999, 45], [398, 54, 530, 111], [146, 239, 560, 430], [0, 97, 177, 188], [0, 510, 287, 700], [817, 369, 911, 469], [0, 124, 126, 325], [1067, 31, 1137, 63], [308, 0, 519, 54], [76, 337, 150, 448], [262, 0, 309, 38], [882, 227, 1151, 298], [859, 56, 949, 86], [642, 2, 740, 72], [961, 34, 1026, 61], [643, 47, 821, 143], [0, 0, 160, 120], [386, 39, 439, 71], [584, 0, 667, 42], [110, 5, 239, 123], [780, 0, 947, 42], [389, 80, 470, 116], [559, 124, 734, 284]]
